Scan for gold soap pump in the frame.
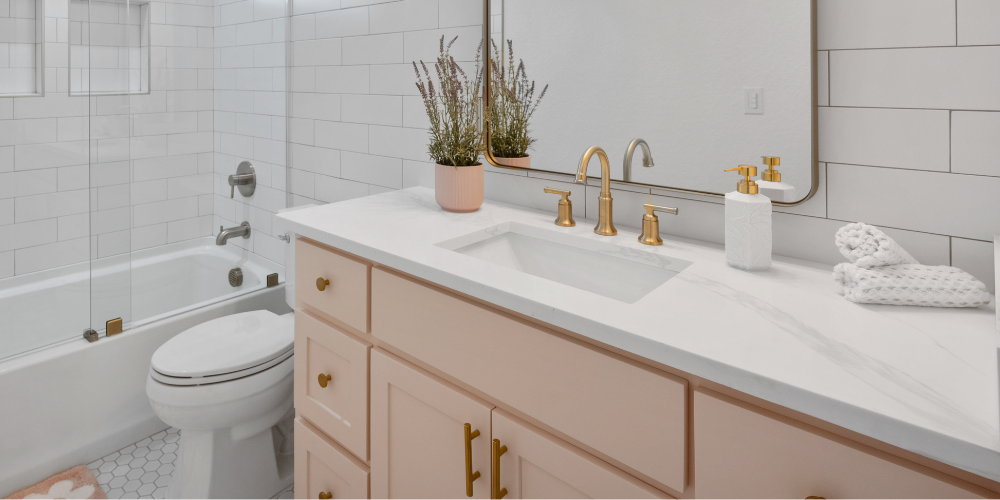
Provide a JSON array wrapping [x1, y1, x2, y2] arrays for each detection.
[[761, 156, 781, 182], [723, 165, 759, 194]]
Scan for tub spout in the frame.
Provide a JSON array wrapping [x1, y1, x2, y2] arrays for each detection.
[[217, 222, 251, 245]]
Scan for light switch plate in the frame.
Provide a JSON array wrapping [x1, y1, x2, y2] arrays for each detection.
[[744, 87, 763, 115]]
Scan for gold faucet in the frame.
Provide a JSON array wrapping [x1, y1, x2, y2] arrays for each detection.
[[576, 146, 617, 236]]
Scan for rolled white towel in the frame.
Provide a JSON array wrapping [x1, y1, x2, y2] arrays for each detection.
[[833, 263, 992, 307], [835, 222, 918, 269]]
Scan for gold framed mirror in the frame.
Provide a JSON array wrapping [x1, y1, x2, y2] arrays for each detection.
[[481, 0, 818, 206]]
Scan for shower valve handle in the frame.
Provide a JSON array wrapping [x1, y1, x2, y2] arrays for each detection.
[[228, 161, 256, 198]]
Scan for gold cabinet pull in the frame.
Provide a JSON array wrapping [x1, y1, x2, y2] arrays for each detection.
[[464, 423, 481, 497], [492, 439, 507, 499], [318, 492, 332, 499], [317, 373, 332, 388], [316, 277, 330, 291]]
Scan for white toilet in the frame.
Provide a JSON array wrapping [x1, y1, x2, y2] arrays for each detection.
[[146, 223, 301, 499]]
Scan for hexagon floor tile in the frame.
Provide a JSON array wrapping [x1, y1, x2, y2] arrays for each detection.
[[86, 428, 294, 499]]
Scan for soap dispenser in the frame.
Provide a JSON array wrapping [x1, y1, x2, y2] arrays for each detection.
[[755, 156, 796, 202], [724, 165, 772, 271]]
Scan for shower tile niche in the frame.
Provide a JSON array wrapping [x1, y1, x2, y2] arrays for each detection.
[[0, 0, 43, 96], [69, 0, 149, 95]]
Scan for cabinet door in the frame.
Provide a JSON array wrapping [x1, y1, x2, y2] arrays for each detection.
[[295, 310, 371, 461], [693, 389, 987, 499], [294, 418, 370, 500], [371, 349, 493, 499], [492, 409, 669, 499]]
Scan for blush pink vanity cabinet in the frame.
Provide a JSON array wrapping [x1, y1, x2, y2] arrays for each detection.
[[292, 238, 1000, 499]]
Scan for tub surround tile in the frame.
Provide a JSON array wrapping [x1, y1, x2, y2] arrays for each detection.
[[0, 251, 13, 279], [277, 187, 1000, 482]]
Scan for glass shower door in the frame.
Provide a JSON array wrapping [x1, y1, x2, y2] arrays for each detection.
[[71, 0, 144, 335], [0, 0, 93, 359]]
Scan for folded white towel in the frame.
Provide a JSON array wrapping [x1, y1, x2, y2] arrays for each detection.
[[833, 263, 992, 307], [835, 222, 918, 269]]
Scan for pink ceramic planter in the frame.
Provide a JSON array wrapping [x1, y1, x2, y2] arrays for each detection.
[[494, 156, 531, 169], [435, 163, 484, 213]]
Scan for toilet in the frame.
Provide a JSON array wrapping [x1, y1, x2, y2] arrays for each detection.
[[146, 218, 302, 499]]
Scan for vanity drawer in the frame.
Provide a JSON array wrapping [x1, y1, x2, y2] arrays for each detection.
[[693, 389, 986, 499], [370, 268, 687, 493], [297, 238, 371, 333], [295, 310, 370, 461], [294, 418, 370, 500]]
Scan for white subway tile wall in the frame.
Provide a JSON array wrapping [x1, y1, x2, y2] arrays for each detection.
[[0, 0, 216, 281], [213, 0, 287, 265], [0, 0, 42, 96], [284, 0, 481, 211]]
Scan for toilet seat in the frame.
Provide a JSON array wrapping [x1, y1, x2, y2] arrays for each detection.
[[151, 310, 293, 386]]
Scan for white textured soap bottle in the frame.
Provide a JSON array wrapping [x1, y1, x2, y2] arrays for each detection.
[[724, 165, 772, 271], [755, 156, 796, 203]]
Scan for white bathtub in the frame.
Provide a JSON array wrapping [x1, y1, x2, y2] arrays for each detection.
[[0, 237, 291, 496]]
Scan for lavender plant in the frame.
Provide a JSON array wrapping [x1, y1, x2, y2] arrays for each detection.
[[414, 36, 484, 167], [488, 39, 548, 158]]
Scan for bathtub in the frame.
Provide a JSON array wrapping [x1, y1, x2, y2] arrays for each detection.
[[0, 237, 291, 497]]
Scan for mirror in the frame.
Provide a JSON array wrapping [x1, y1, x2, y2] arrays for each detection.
[[483, 0, 817, 204]]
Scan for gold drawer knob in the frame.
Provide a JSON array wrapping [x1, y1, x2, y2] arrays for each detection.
[[316, 277, 330, 291], [318, 373, 332, 388], [318, 492, 333, 499]]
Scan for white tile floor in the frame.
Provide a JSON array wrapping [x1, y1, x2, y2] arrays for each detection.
[[86, 428, 180, 499], [86, 428, 293, 499]]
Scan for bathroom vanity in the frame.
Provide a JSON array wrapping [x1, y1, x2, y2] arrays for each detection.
[[277, 188, 1000, 499]]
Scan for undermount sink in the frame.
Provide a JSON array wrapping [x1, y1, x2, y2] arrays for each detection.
[[437, 222, 692, 303]]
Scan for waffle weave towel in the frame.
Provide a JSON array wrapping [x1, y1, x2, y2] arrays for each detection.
[[833, 263, 992, 307], [835, 222, 918, 269]]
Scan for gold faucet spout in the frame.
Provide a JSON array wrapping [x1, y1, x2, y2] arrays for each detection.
[[577, 146, 617, 236]]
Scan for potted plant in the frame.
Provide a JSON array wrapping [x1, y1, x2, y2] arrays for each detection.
[[488, 39, 548, 169], [414, 36, 485, 213]]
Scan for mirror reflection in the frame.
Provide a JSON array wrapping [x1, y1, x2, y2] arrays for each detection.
[[490, 0, 814, 201]]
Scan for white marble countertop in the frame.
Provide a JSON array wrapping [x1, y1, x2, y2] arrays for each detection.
[[276, 187, 1000, 482]]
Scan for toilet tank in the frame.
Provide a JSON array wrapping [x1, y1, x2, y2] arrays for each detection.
[[278, 205, 317, 310]]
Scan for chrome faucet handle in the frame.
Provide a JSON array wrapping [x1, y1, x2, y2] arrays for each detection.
[[228, 161, 256, 198], [638, 204, 678, 246], [542, 187, 575, 227]]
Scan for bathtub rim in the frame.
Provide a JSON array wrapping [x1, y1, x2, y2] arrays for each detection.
[[0, 237, 285, 367]]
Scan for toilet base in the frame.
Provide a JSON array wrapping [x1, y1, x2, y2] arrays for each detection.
[[168, 415, 294, 499]]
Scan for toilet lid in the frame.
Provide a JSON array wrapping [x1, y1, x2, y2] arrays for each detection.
[[151, 310, 293, 382]]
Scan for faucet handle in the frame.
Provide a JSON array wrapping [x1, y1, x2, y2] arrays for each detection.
[[643, 204, 678, 217], [639, 204, 678, 246], [543, 187, 576, 227], [543, 187, 571, 199]]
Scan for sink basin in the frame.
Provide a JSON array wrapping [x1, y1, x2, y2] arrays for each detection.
[[437, 222, 692, 303]]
